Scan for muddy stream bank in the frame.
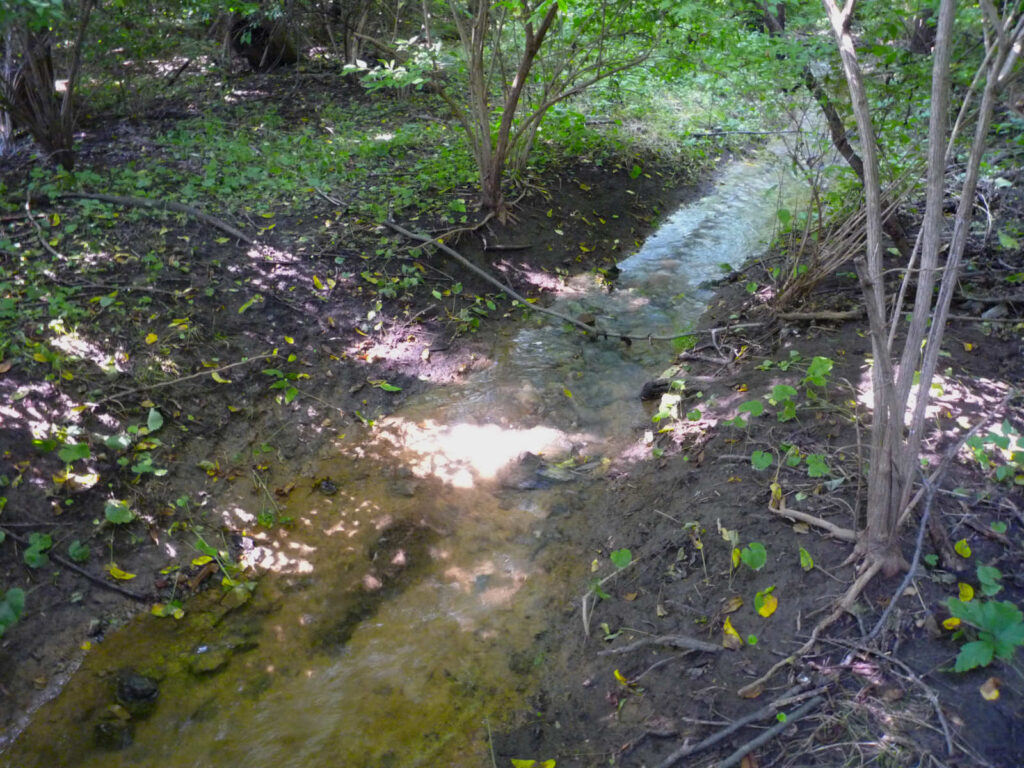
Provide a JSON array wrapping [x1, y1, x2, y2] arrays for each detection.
[[2, 150, 802, 768]]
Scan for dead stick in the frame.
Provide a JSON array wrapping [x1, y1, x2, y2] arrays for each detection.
[[0, 526, 149, 603], [598, 634, 721, 656], [93, 353, 275, 405], [58, 192, 257, 245], [716, 696, 824, 768], [770, 507, 857, 542], [654, 685, 805, 768]]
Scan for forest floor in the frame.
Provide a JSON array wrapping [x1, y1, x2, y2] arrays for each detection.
[[1, 66, 1024, 768]]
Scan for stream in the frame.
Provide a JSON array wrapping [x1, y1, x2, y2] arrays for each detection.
[[2, 149, 803, 768]]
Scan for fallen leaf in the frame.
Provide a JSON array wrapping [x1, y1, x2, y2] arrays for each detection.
[[755, 591, 778, 618], [739, 683, 763, 699], [623, 592, 638, 601], [723, 617, 744, 650], [942, 616, 961, 630], [145, 333, 158, 345], [0, 361, 12, 374], [613, 669, 629, 686], [722, 596, 744, 614], [958, 582, 975, 602], [656, 603, 668, 618], [980, 677, 1001, 701], [954, 538, 972, 558], [106, 564, 137, 580], [211, 372, 232, 383]]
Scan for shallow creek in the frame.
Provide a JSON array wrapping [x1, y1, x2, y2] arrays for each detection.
[[3, 151, 802, 768]]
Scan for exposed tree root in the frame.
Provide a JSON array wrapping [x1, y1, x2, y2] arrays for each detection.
[[770, 506, 857, 542], [736, 559, 882, 698]]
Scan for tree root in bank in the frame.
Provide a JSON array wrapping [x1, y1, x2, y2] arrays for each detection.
[[57, 192, 257, 245]]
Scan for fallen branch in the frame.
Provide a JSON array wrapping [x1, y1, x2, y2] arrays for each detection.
[[776, 309, 864, 321], [597, 634, 721, 656], [654, 684, 806, 768], [770, 507, 857, 543], [386, 219, 764, 343], [58, 192, 257, 245], [0, 526, 149, 603], [717, 696, 825, 768], [94, 352, 276, 406]]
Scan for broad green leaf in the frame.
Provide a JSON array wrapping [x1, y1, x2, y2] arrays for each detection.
[[740, 542, 767, 571], [751, 451, 772, 471], [58, 442, 91, 464], [147, 408, 164, 432], [104, 499, 135, 524], [955, 640, 994, 672], [68, 540, 90, 563], [609, 548, 632, 569]]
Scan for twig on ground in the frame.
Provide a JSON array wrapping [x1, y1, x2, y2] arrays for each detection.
[[654, 684, 806, 768], [93, 352, 276, 406], [716, 696, 825, 768], [776, 309, 864, 321], [0, 526, 149, 603], [597, 634, 721, 656], [58, 192, 257, 245]]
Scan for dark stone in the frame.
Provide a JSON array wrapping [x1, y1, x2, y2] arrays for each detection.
[[94, 720, 133, 750], [115, 671, 159, 717]]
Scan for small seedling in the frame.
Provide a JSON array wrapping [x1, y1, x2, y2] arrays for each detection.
[[739, 542, 767, 572], [0, 588, 25, 637], [751, 450, 773, 471], [610, 548, 633, 569], [23, 532, 52, 568], [104, 499, 135, 524], [799, 547, 814, 571], [67, 540, 90, 563]]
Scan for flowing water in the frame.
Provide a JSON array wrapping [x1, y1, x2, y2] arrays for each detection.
[[2, 150, 803, 768]]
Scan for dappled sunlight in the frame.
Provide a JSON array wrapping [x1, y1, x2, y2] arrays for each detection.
[[374, 417, 578, 488]]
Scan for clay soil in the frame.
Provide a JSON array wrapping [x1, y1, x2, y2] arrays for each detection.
[[2, 69, 1024, 768]]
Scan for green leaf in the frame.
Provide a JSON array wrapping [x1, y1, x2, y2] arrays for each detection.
[[998, 230, 1020, 250], [68, 540, 90, 563], [609, 548, 632, 569], [147, 408, 164, 433], [738, 399, 764, 418], [378, 382, 402, 392], [105, 433, 132, 451], [805, 454, 830, 478], [803, 356, 833, 387], [799, 547, 814, 571], [740, 542, 767, 571], [954, 640, 994, 672], [104, 499, 135, 524], [751, 451, 772, 471], [284, 386, 299, 404], [58, 442, 91, 464]]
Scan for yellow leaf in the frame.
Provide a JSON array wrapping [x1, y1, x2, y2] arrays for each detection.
[[591, 558, 600, 573], [979, 677, 1001, 701], [260, 212, 275, 218], [735, 383, 748, 392], [106, 564, 137, 580], [958, 582, 975, 602], [579, 183, 591, 191], [211, 372, 231, 383], [151, 603, 169, 617], [61, 370, 74, 380], [563, 389, 573, 398], [192, 555, 214, 566], [942, 616, 961, 630], [623, 592, 638, 601], [80, 641, 92, 651], [723, 617, 744, 649], [723, 596, 744, 614], [963, 342, 974, 352], [145, 333, 158, 344], [954, 538, 971, 558], [285, 336, 294, 344], [227, 405, 240, 412], [32, 352, 49, 363], [327, 277, 337, 289], [613, 669, 629, 685], [727, 476, 742, 483], [756, 592, 778, 618], [511, 761, 556, 768], [313, 275, 325, 290], [732, 548, 740, 569]]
